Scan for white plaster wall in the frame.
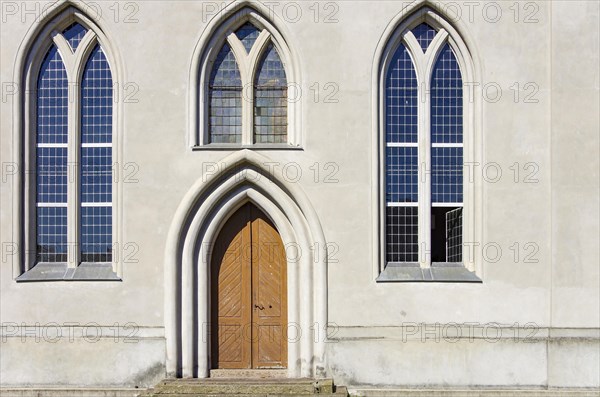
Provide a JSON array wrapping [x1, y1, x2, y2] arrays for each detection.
[[0, 0, 598, 388], [1, 336, 165, 387], [550, 1, 600, 328], [328, 339, 548, 387]]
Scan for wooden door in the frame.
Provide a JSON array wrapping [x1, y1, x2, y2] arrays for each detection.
[[211, 203, 287, 369]]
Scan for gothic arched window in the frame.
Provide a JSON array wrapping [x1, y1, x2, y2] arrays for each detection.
[[377, 10, 479, 282], [18, 8, 120, 281], [193, 8, 297, 148]]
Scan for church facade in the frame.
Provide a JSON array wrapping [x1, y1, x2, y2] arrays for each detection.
[[1, 0, 599, 392]]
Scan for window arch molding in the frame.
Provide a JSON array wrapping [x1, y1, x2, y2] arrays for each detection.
[[372, 3, 483, 281], [12, 2, 124, 279], [189, 2, 301, 148]]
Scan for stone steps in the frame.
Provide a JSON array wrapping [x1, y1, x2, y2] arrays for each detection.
[[139, 378, 348, 396], [0, 389, 141, 397], [209, 370, 288, 379], [2, 387, 597, 397], [139, 388, 349, 396], [140, 392, 348, 397], [349, 389, 600, 397]]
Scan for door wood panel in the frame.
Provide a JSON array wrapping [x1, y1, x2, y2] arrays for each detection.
[[211, 203, 287, 369], [251, 210, 287, 368], [210, 204, 252, 369]]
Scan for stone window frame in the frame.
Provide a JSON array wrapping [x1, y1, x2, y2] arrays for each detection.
[[373, 6, 483, 283], [189, 5, 301, 150], [14, 6, 123, 281]]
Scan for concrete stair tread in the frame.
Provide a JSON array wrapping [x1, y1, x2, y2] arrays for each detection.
[[141, 390, 348, 396], [349, 389, 599, 397], [142, 392, 347, 397], [158, 379, 321, 383], [209, 370, 288, 379], [141, 390, 348, 397], [140, 378, 343, 396], [0, 389, 141, 397]]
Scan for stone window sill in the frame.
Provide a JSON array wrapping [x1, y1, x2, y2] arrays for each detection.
[[376, 262, 482, 283], [192, 144, 303, 151], [16, 262, 121, 282]]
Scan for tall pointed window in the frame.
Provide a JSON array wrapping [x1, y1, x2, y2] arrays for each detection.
[[194, 11, 297, 148], [208, 22, 287, 145], [379, 15, 478, 282], [20, 14, 118, 280]]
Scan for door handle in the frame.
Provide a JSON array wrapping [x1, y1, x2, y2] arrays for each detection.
[[254, 304, 264, 310]]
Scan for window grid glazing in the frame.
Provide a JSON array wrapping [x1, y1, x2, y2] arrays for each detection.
[[384, 28, 466, 265], [386, 206, 419, 263], [254, 43, 287, 144], [209, 43, 242, 144], [81, 44, 113, 262], [62, 22, 88, 52], [235, 22, 261, 53], [37, 45, 68, 144], [386, 147, 418, 204], [431, 44, 463, 144], [36, 207, 68, 262], [81, 147, 112, 204], [431, 44, 463, 205], [81, 206, 112, 263], [412, 23, 437, 52], [36, 44, 68, 262], [81, 45, 112, 144], [446, 207, 463, 262], [386, 43, 418, 144], [385, 41, 419, 263], [431, 147, 463, 204], [36, 147, 68, 204]]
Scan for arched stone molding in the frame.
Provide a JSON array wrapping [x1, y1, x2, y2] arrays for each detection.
[[164, 150, 327, 378], [11, 0, 124, 277], [371, 0, 484, 279], [188, 1, 302, 147]]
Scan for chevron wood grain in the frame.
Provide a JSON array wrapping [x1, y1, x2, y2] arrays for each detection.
[[211, 203, 287, 370]]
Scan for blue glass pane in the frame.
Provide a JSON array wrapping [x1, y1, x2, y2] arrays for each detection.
[[81, 206, 112, 262], [431, 147, 463, 203], [62, 22, 88, 51], [431, 44, 463, 144], [80, 44, 113, 262], [37, 207, 67, 262], [255, 44, 287, 87], [209, 43, 242, 87], [81, 147, 112, 203], [412, 23, 437, 52], [37, 45, 68, 144], [209, 43, 242, 143], [235, 22, 260, 53], [37, 147, 67, 203], [81, 45, 113, 144], [386, 206, 418, 263], [386, 146, 418, 203], [254, 44, 287, 144], [209, 90, 242, 143], [36, 44, 68, 262], [385, 43, 417, 144]]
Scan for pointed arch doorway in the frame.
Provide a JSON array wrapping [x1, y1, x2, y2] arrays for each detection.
[[165, 149, 327, 378], [211, 203, 287, 369]]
